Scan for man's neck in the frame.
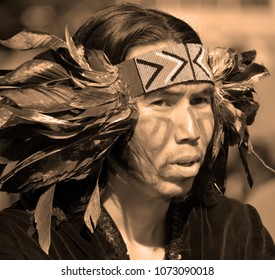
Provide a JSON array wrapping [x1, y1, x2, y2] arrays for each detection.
[[101, 168, 170, 259]]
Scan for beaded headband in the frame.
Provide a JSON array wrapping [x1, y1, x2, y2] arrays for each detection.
[[117, 43, 214, 97]]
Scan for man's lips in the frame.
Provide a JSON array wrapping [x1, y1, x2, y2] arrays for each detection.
[[169, 156, 201, 166], [160, 155, 202, 181], [169, 155, 201, 167], [176, 159, 200, 167]]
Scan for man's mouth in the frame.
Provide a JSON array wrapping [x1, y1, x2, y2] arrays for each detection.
[[176, 158, 200, 167]]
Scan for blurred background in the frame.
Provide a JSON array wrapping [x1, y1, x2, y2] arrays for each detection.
[[0, 0, 274, 239]]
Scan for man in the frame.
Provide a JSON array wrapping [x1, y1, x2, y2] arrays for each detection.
[[0, 3, 274, 259]]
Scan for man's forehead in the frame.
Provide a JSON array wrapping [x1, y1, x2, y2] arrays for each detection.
[[144, 83, 215, 98]]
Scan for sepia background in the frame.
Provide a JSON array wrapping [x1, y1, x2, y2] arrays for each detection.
[[0, 0, 274, 239]]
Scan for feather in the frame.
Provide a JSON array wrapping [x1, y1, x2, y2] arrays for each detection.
[[78, 69, 118, 85], [208, 47, 271, 187], [0, 86, 76, 113], [0, 30, 67, 51], [64, 26, 91, 71], [0, 135, 37, 162], [238, 145, 253, 187], [34, 185, 56, 254], [78, 48, 118, 84], [0, 104, 78, 130], [214, 89, 246, 145], [85, 49, 116, 72], [0, 60, 69, 85], [71, 102, 119, 119], [0, 107, 13, 127], [240, 50, 256, 65], [209, 47, 235, 79], [70, 88, 119, 109], [84, 181, 101, 233], [0, 107, 134, 193], [211, 123, 224, 163], [59, 39, 119, 85], [223, 69, 269, 91], [1, 142, 92, 192]]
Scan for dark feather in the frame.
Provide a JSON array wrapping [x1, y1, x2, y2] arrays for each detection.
[[0, 133, 121, 192], [240, 50, 256, 65], [238, 145, 253, 187], [229, 63, 269, 83]]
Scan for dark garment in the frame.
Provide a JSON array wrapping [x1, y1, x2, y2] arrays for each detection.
[[0, 194, 274, 260]]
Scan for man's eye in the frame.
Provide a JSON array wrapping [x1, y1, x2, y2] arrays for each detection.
[[151, 100, 170, 107], [190, 97, 210, 106]]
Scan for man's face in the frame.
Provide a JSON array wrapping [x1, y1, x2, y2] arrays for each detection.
[[122, 44, 215, 199], [126, 82, 215, 198]]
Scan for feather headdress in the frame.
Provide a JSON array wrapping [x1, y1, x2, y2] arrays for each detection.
[[0, 28, 137, 253], [208, 47, 271, 189], [0, 28, 271, 253]]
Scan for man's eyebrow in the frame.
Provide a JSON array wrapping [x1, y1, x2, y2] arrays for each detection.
[[143, 89, 183, 99], [143, 85, 214, 99], [195, 87, 214, 97]]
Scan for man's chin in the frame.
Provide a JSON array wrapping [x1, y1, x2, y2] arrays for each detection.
[[157, 178, 194, 201]]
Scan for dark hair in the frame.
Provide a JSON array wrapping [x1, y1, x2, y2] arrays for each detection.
[[73, 3, 201, 64], [53, 4, 208, 212]]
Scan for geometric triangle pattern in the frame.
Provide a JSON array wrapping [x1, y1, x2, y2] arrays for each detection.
[[134, 43, 214, 93]]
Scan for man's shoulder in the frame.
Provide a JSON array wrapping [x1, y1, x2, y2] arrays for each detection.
[[204, 194, 260, 221], [180, 194, 275, 259], [178, 193, 264, 230], [210, 194, 252, 208]]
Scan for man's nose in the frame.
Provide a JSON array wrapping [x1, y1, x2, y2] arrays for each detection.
[[173, 106, 200, 143]]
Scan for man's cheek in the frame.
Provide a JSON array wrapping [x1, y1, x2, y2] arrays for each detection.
[[196, 113, 214, 146], [134, 116, 173, 152]]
